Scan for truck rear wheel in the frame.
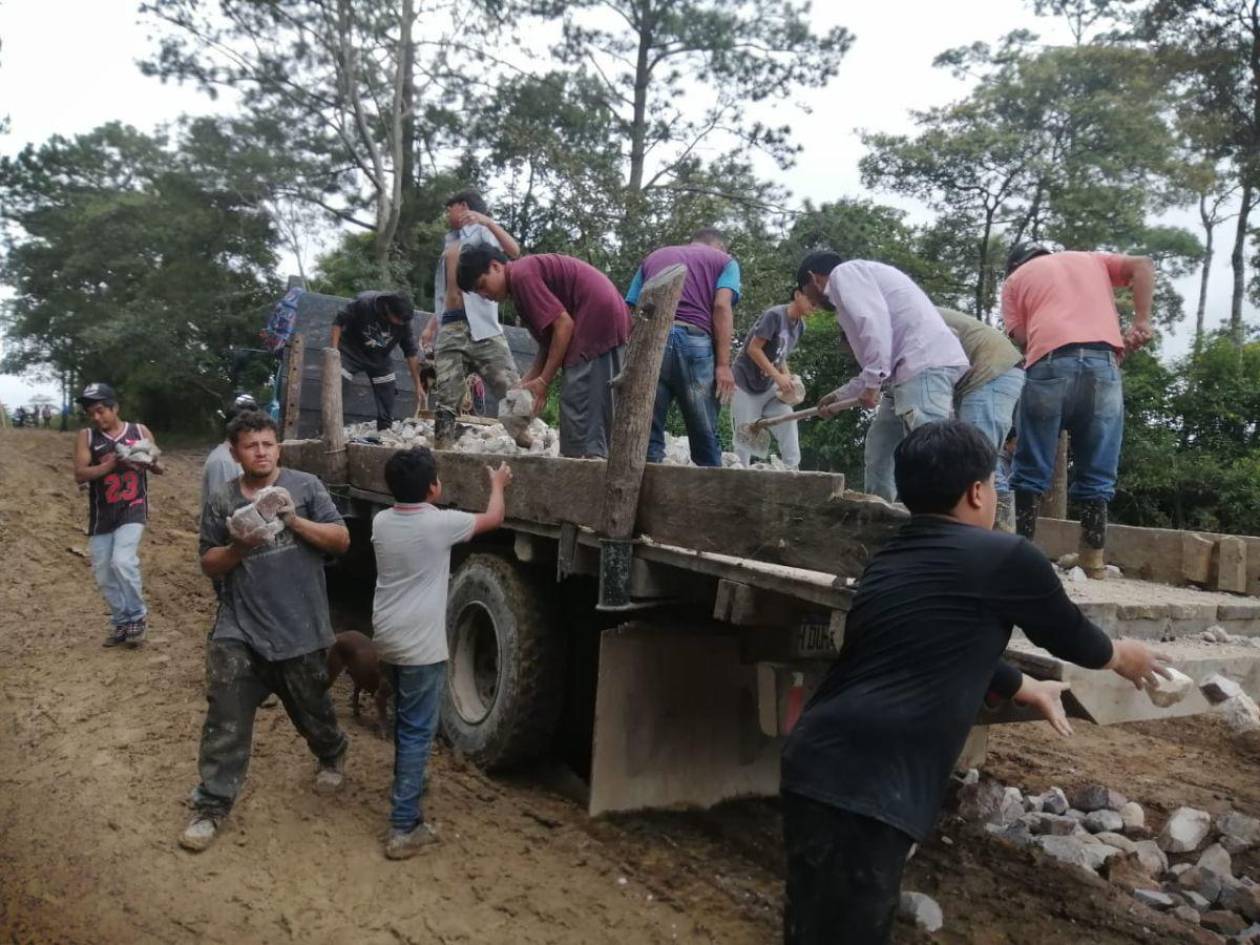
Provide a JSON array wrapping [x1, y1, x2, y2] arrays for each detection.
[[441, 553, 564, 770]]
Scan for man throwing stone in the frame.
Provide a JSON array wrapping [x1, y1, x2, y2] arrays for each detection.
[[797, 251, 969, 502], [72, 382, 164, 648], [181, 411, 351, 852]]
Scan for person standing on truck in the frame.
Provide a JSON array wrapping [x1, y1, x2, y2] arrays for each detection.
[[181, 411, 351, 853], [796, 251, 970, 502], [371, 447, 513, 859], [72, 382, 164, 648], [779, 419, 1170, 945], [418, 190, 525, 449], [457, 247, 631, 459], [1002, 242, 1155, 578], [623, 228, 741, 466], [330, 291, 424, 431], [936, 307, 1025, 531], [731, 286, 809, 468]]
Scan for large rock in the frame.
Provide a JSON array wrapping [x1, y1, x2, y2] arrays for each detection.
[[1133, 889, 1176, 910], [986, 821, 1036, 849], [1200, 910, 1247, 936], [1037, 787, 1070, 816], [1197, 842, 1233, 878], [1024, 812, 1086, 837], [1120, 801, 1146, 834], [1038, 835, 1119, 872], [958, 780, 1024, 826], [1073, 784, 1128, 813], [1201, 673, 1245, 705], [1095, 832, 1139, 854], [1134, 840, 1169, 877], [1218, 812, 1260, 853], [1159, 807, 1213, 853], [1221, 693, 1260, 734], [1103, 852, 1157, 891], [1177, 866, 1225, 905], [1219, 880, 1260, 922], [1086, 810, 1125, 834], [898, 892, 943, 933]]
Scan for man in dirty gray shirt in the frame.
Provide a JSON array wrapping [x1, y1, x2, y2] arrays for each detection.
[[180, 411, 351, 853]]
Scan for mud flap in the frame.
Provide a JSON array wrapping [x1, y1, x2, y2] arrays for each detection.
[[589, 623, 781, 815]]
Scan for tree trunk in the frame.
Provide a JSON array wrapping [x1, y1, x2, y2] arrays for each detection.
[[1194, 193, 1214, 357], [1229, 179, 1253, 349], [393, 0, 420, 282], [626, 2, 653, 194]]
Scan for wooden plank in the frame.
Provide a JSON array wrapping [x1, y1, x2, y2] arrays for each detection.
[[1038, 432, 1068, 519], [281, 332, 305, 441], [602, 263, 686, 538], [280, 438, 326, 478], [321, 347, 349, 485]]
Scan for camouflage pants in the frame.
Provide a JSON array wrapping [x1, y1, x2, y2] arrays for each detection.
[[433, 320, 520, 416], [190, 638, 347, 817]]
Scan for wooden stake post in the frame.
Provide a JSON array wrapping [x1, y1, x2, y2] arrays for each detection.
[[320, 347, 348, 486], [281, 332, 305, 441], [597, 263, 687, 608], [1040, 431, 1069, 520]]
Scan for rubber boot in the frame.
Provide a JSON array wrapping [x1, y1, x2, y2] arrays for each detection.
[[1078, 500, 1108, 580], [1014, 490, 1040, 540], [434, 407, 457, 451], [995, 493, 1015, 533]]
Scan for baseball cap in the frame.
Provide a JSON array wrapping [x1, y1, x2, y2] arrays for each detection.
[[77, 382, 117, 407]]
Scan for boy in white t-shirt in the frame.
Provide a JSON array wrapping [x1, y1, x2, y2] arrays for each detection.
[[371, 446, 513, 859]]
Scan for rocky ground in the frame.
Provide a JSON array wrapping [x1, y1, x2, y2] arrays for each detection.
[[3, 426, 1260, 944]]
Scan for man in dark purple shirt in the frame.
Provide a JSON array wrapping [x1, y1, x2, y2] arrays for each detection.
[[457, 247, 631, 458], [625, 228, 742, 466]]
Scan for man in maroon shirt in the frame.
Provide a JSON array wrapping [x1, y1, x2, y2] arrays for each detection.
[[458, 247, 631, 458]]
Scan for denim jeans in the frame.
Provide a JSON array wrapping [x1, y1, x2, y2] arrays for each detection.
[[388, 661, 446, 831], [956, 367, 1026, 495], [1011, 348, 1124, 503], [647, 325, 721, 467], [863, 367, 960, 501], [88, 522, 147, 626]]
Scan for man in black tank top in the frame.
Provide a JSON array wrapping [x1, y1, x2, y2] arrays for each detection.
[[72, 383, 164, 647]]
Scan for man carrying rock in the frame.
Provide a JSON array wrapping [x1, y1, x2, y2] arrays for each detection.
[[419, 190, 526, 449], [72, 382, 164, 648], [936, 307, 1026, 531], [181, 411, 351, 852], [330, 290, 424, 431], [1002, 242, 1155, 577], [457, 247, 631, 458], [624, 227, 742, 466], [780, 419, 1169, 945], [796, 251, 970, 502]]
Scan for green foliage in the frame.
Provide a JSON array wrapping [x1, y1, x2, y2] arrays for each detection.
[[0, 121, 281, 430]]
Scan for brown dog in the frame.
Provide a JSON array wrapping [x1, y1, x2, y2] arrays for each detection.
[[327, 630, 392, 737]]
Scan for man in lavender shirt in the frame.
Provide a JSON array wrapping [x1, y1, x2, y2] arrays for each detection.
[[624, 228, 741, 466], [797, 250, 969, 502]]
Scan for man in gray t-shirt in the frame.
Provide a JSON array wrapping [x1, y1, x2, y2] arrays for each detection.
[[731, 290, 808, 467], [181, 413, 351, 854]]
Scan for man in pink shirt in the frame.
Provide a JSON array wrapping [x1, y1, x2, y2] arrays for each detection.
[[457, 246, 631, 458], [1002, 242, 1155, 578]]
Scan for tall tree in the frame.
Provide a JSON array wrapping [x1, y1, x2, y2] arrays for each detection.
[[1136, 0, 1260, 347], [550, 0, 852, 197], [140, 0, 503, 277], [0, 122, 280, 428]]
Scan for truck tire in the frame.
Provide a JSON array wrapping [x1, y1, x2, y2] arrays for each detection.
[[441, 553, 564, 770]]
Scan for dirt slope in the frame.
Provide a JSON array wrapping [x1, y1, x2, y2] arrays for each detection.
[[1, 427, 1257, 945]]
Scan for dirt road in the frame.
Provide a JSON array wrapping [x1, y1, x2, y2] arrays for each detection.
[[2, 427, 1258, 945]]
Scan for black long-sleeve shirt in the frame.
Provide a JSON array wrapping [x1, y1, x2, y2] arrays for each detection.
[[780, 515, 1113, 841]]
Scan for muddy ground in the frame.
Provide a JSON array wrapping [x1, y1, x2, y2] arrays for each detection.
[[2, 427, 1257, 945]]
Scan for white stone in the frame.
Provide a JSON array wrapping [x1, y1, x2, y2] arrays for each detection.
[[1037, 835, 1119, 872], [1095, 832, 1139, 854], [898, 892, 943, 933], [1218, 812, 1260, 852], [1120, 801, 1146, 833], [1073, 784, 1128, 813], [1171, 905, 1202, 925], [1085, 810, 1125, 834], [1159, 807, 1213, 853], [1145, 667, 1195, 708], [1202, 673, 1246, 705], [1198, 842, 1234, 878], [1133, 840, 1168, 876], [1221, 693, 1260, 734], [1133, 889, 1175, 910], [1067, 566, 1087, 583], [1038, 787, 1070, 816]]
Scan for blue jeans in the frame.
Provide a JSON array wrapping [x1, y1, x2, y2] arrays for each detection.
[[957, 367, 1026, 495], [864, 367, 959, 501], [647, 325, 721, 467], [88, 522, 147, 626], [1010, 348, 1124, 502], [388, 661, 446, 830]]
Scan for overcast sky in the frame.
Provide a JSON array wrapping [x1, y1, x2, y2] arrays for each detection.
[[0, 0, 1254, 409]]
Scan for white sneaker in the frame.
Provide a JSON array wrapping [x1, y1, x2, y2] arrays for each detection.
[[179, 813, 221, 852]]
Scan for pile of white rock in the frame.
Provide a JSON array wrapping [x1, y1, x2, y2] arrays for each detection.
[[116, 438, 161, 467], [960, 771, 1260, 941], [346, 416, 795, 470]]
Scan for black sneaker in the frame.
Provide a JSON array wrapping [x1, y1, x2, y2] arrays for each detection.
[[125, 619, 148, 646], [103, 624, 130, 647]]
